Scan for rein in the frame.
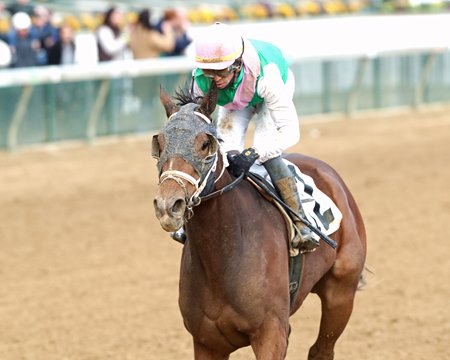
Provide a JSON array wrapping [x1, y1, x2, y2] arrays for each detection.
[[200, 172, 245, 201]]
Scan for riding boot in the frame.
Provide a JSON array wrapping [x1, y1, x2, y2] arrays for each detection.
[[263, 157, 320, 251], [170, 227, 186, 245]]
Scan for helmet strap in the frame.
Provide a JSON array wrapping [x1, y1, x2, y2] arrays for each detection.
[[227, 37, 244, 85], [222, 65, 241, 90]]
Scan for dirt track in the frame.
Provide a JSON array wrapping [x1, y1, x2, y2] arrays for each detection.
[[0, 107, 449, 360]]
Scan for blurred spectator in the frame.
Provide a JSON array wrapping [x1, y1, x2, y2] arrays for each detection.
[[156, 8, 191, 57], [6, 0, 34, 16], [128, 8, 175, 59], [96, 6, 129, 62], [47, 23, 75, 65], [0, 2, 8, 42], [0, 37, 12, 66], [6, 11, 40, 67], [31, 5, 58, 65]]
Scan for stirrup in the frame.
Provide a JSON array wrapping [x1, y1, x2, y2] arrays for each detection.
[[170, 229, 186, 244], [292, 223, 320, 252]]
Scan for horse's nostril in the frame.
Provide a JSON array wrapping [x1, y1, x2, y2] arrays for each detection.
[[153, 198, 162, 217], [171, 199, 185, 216]]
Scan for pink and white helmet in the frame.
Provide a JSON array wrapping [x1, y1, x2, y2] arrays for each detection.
[[195, 22, 243, 70]]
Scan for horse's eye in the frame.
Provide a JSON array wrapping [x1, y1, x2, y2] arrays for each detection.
[[201, 139, 211, 151]]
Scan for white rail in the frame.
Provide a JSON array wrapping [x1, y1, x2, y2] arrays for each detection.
[[1, 14, 450, 150], [1, 14, 449, 88]]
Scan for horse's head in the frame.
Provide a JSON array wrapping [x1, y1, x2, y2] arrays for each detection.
[[152, 85, 221, 232]]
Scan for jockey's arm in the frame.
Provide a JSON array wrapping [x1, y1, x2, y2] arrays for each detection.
[[257, 64, 300, 151]]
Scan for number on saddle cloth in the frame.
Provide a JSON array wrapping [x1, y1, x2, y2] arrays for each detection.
[[249, 160, 343, 240]]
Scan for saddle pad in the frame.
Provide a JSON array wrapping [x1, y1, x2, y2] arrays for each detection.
[[249, 159, 343, 243]]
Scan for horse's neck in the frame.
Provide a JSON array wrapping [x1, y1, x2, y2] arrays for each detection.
[[184, 170, 287, 292], [186, 171, 250, 264], [187, 205, 246, 291]]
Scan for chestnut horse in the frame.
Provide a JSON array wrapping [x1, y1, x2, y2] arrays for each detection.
[[152, 85, 367, 360]]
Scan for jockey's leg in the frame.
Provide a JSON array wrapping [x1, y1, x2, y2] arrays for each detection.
[[217, 107, 253, 153], [263, 156, 319, 251]]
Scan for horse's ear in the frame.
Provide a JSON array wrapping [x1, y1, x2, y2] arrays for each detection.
[[160, 85, 179, 119], [198, 82, 217, 118]]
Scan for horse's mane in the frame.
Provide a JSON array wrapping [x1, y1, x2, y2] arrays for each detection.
[[173, 85, 204, 107]]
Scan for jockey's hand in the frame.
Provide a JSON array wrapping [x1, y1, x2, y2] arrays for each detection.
[[227, 147, 259, 177]]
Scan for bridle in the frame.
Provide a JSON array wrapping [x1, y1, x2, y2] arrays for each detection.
[[155, 110, 243, 219]]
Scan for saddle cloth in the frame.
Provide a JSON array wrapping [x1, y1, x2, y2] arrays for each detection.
[[248, 159, 343, 255]]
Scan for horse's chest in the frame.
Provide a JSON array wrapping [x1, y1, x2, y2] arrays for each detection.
[[182, 299, 252, 348]]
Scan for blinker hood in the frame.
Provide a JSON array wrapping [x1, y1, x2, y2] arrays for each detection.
[[153, 103, 219, 177]]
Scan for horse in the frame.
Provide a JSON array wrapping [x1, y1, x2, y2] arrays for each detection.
[[152, 84, 367, 360]]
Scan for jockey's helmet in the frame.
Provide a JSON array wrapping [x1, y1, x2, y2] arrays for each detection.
[[195, 22, 243, 70]]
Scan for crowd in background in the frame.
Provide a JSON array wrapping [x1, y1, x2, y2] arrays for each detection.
[[1, 0, 449, 68], [0, 0, 192, 68]]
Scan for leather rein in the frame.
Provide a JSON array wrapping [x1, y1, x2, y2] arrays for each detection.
[[200, 171, 245, 201]]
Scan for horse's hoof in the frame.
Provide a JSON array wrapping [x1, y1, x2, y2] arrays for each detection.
[[308, 347, 334, 360]]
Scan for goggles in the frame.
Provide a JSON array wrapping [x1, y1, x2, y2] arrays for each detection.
[[202, 63, 241, 79]]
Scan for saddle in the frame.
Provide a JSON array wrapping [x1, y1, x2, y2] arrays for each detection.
[[247, 161, 342, 254]]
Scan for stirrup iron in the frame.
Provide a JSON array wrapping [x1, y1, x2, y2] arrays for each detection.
[[170, 229, 186, 244]]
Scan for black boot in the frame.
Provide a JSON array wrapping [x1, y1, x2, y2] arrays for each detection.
[[264, 157, 320, 251]]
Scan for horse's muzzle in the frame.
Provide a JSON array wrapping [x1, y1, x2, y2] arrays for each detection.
[[153, 194, 186, 232]]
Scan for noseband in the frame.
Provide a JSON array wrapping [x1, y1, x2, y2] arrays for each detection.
[[156, 110, 228, 218]]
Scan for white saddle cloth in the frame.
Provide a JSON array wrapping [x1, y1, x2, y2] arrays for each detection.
[[249, 159, 343, 242]]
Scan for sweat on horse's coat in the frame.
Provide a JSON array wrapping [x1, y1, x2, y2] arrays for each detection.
[[152, 85, 367, 360]]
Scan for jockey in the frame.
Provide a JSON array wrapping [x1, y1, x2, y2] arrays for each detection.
[[173, 22, 318, 251]]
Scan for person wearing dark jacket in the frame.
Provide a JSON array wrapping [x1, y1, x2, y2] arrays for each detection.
[[31, 5, 59, 65], [7, 11, 40, 67], [47, 24, 75, 65]]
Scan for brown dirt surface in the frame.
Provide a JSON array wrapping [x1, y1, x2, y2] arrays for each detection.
[[0, 107, 449, 360]]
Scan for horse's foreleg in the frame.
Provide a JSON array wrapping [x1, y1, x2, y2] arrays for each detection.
[[250, 316, 290, 360], [193, 341, 230, 360]]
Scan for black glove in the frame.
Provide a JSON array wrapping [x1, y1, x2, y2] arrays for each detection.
[[227, 147, 259, 177]]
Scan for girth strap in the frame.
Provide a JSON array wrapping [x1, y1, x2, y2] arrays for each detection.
[[289, 252, 305, 309]]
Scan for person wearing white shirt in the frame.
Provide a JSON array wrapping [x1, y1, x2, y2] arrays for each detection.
[[96, 6, 129, 62]]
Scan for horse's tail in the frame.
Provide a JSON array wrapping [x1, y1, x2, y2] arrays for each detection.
[[357, 266, 374, 291]]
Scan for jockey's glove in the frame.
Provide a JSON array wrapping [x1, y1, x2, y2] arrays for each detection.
[[227, 147, 259, 177]]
